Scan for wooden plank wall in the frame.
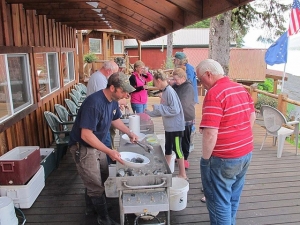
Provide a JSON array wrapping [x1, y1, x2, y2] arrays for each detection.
[[0, 0, 77, 156]]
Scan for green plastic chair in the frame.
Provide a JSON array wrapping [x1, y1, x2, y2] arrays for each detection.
[[71, 89, 85, 102], [64, 99, 79, 118], [78, 83, 87, 95], [69, 93, 82, 107], [54, 104, 75, 132], [75, 84, 86, 97], [44, 111, 71, 167]]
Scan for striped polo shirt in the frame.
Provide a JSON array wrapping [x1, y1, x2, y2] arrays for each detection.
[[200, 77, 255, 158]]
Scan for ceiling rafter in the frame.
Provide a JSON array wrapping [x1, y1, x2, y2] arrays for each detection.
[[22, 2, 97, 10], [110, 0, 173, 32], [97, 1, 165, 36], [134, 0, 184, 25], [5, 0, 254, 41]]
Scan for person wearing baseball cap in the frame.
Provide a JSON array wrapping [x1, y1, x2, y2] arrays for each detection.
[[69, 72, 137, 225], [173, 52, 199, 104], [173, 52, 199, 166]]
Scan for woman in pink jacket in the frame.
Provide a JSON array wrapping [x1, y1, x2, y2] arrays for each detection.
[[129, 60, 153, 113]]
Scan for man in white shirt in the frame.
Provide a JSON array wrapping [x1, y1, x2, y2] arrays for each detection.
[[86, 60, 119, 96]]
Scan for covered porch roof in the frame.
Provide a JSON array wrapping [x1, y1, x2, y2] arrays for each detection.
[[7, 0, 253, 41]]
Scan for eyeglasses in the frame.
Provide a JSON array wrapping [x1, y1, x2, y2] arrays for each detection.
[[198, 71, 207, 82]]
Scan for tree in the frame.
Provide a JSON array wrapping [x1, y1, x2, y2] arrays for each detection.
[[210, 0, 290, 74], [209, 12, 232, 75], [166, 33, 173, 69]]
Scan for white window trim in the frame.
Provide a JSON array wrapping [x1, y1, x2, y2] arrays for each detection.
[[0, 54, 33, 122], [113, 40, 124, 54], [89, 38, 102, 54]]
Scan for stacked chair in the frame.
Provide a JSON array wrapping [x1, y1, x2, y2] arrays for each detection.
[[65, 98, 79, 118], [69, 93, 82, 107], [71, 88, 86, 102], [44, 111, 72, 167], [78, 83, 87, 95], [54, 104, 76, 131]]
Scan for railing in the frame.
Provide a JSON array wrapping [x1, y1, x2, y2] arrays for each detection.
[[245, 84, 300, 118]]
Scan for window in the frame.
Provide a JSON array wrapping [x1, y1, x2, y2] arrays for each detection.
[[114, 40, 124, 54], [35, 52, 60, 98], [89, 38, 102, 53], [0, 54, 33, 121], [62, 52, 75, 85]]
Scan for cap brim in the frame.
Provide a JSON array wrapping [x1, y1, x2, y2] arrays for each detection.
[[123, 84, 136, 93]]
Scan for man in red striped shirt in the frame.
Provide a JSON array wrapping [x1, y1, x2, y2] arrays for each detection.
[[196, 59, 256, 225]]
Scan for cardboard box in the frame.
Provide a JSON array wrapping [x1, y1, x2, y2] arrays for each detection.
[[0, 166, 45, 208], [40, 148, 56, 179], [0, 146, 40, 185]]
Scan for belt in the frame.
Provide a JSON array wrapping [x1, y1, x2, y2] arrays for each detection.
[[185, 120, 194, 126]]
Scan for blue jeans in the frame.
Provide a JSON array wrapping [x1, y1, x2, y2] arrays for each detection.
[[131, 103, 147, 113], [200, 152, 252, 225]]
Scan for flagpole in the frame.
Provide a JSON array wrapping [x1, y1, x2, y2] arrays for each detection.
[[281, 63, 286, 93], [281, 32, 290, 94]]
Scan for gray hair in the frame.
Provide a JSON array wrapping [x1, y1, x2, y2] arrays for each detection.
[[103, 60, 118, 71], [196, 59, 224, 76]]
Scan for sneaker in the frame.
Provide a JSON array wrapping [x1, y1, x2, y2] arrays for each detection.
[[184, 160, 190, 169]]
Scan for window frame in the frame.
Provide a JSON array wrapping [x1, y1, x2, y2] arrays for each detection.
[[89, 38, 102, 54], [113, 40, 124, 54], [34, 52, 60, 99], [0, 53, 33, 122], [62, 51, 75, 85]]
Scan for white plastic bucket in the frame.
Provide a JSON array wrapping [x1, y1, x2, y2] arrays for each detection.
[[170, 177, 189, 211], [169, 152, 176, 173], [0, 196, 18, 225]]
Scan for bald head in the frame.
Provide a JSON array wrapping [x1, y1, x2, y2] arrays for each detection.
[[101, 60, 119, 78], [196, 59, 225, 90], [196, 59, 224, 76]]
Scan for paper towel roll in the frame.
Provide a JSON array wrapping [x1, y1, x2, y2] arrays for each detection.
[[129, 115, 140, 134]]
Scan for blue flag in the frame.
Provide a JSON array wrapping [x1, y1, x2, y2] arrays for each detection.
[[265, 32, 288, 66]]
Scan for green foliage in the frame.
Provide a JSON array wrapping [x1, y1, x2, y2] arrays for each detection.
[[255, 94, 277, 111], [186, 19, 210, 28], [83, 52, 98, 63], [147, 81, 153, 87], [165, 57, 174, 69], [231, 0, 290, 47], [257, 78, 274, 92]]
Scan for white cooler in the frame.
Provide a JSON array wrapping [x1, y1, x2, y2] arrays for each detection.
[[0, 165, 45, 208]]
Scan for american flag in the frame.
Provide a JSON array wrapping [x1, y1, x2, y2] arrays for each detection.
[[288, 0, 300, 36]]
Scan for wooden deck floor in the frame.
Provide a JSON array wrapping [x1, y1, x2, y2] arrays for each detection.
[[20, 97, 300, 225]]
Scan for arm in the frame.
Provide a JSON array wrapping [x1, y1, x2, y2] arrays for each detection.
[[80, 128, 123, 163], [250, 112, 256, 128], [111, 119, 138, 142], [146, 90, 181, 117], [118, 98, 128, 111], [202, 128, 218, 159], [129, 75, 144, 92], [142, 72, 153, 82]]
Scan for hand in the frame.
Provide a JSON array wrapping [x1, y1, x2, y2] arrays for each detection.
[[144, 67, 149, 73], [128, 131, 139, 143], [108, 149, 124, 164], [119, 104, 125, 111], [143, 85, 148, 90]]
